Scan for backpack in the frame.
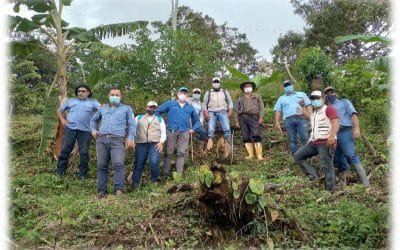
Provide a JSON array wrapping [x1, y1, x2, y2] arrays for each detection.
[[206, 89, 229, 109]]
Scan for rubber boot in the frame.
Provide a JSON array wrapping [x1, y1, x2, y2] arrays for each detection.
[[206, 138, 214, 151], [244, 143, 254, 159], [254, 142, 263, 160], [352, 163, 370, 187], [223, 140, 231, 158]]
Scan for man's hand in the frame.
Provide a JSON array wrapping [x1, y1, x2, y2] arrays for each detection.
[[235, 121, 240, 129], [353, 128, 361, 140], [258, 117, 264, 125], [228, 109, 233, 118], [204, 111, 210, 121], [60, 118, 68, 127], [91, 131, 98, 140], [155, 142, 164, 153], [125, 140, 135, 150], [274, 122, 282, 132], [188, 129, 194, 134], [327, 134, 336, 148]]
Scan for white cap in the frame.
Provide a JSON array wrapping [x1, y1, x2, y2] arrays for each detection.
[[212, 77, 220, 83], [192, 88, 201, 93], [310, 90, 322, 97], [146, 101, 158, 107]]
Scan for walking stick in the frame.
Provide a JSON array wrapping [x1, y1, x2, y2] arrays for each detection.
[[230, 129, 234, 165], [190, 118, 194, 162]]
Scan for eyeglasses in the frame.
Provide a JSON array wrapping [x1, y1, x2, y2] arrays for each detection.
[[212, 80, 220, 83], [78, 89, 87, 93], [193, 91, 201, 94]]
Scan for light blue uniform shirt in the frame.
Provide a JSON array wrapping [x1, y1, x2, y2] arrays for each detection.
[[274, 92, 311, 119], [90, 103, 136, 141], [59, 98, 101, 132], [156, 100, 201, 132], [331, 99, 357, 127]]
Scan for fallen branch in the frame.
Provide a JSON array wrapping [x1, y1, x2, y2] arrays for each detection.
[[361, 132, 377, 157]]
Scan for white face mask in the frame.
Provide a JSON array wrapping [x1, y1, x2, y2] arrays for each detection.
[[178, 94, 187, 102], [244, 87, 253, 93], [212, 83, 220, 90]]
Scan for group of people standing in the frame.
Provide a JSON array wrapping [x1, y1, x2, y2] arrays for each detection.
[[55, 77, 369, 198]]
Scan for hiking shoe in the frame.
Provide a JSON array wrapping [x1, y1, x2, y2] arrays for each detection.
[[97, 192, 106, 199]]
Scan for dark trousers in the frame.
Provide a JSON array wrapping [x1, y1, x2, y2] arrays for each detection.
[[56, 127, 92, 177], [293, 142, 335, 191], [239, 115, 262, 143]]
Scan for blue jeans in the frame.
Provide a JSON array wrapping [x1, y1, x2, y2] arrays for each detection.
[[293, 142, 335, 191], [57, 127, 92, 177], [207, 110, 231, 139], [132, 143, 160, 187], [284, 116, 309, 154], [96, 135, 126, 194], [195, 126, 207, 141], [334, 127, 362, 171]]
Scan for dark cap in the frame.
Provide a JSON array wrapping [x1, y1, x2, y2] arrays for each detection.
[[282, 80, 292, 87], [178, 87, 189, 93]]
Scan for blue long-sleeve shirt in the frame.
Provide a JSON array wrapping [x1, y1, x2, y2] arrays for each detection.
[[58, 98, 101, 132], [156, 100, 201, 132], [90, 103, 136, 141]]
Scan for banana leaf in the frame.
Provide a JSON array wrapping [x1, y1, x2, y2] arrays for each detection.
[[38, 89, 59, 155]]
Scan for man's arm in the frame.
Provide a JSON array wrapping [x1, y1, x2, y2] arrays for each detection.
[[274, 111, 282, 132], [225, 90, 234, 118], [258, 95, 265, 124], [202, 91, 210, 120], [90, 110, 101, 139], [351, 114, 361, 139], [57, 100, 69, 126], [327, 118, 339, 147]]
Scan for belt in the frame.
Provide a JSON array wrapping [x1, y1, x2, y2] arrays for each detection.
[[286, 114, 305, 119], [339, 126, 352, 131], [99, 134, 123, 138], [240, 113, 258, 117]]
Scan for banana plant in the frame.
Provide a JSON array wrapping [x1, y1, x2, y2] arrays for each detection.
[[10, 0, 148, 158]]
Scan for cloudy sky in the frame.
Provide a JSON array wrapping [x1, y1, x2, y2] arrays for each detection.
[[13, 0, 306, 61]]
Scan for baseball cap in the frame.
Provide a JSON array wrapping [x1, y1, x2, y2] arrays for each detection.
[[178, 87, 189, 92], [282, 80, 292, 87], [146, 101, 158, 107], [212, 77, 220, 83], [192, 88, 201, 93], [323, 86, 335, 94], [310, 90, 322, 98]]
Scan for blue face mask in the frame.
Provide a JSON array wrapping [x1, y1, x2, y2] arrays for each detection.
[[327, 95, 336, 103], [109, 96, 121, 104], [284, 85, 294, 94], [311, 99, 322, 108], [193, 94, 201, 100]]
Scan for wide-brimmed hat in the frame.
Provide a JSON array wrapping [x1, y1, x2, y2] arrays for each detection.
[[240, 81, 256, 91], [323, 86, 335, 94]]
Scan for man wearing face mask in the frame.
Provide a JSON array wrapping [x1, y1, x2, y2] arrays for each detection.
[[56, 84, 101, 179], [324, 86, 370, 187], [235, 81, 265, 160], [203, 77, 234, 155], [90, 87, 136, 198], [156, 87, 201, 176], [131, 101, 166, 188], [274, 80, 312, 155], [187, 88, 207, 150], [293, 91, 339, 192]]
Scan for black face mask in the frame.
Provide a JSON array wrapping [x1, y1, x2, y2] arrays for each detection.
[[146, 110, 155, 115]]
